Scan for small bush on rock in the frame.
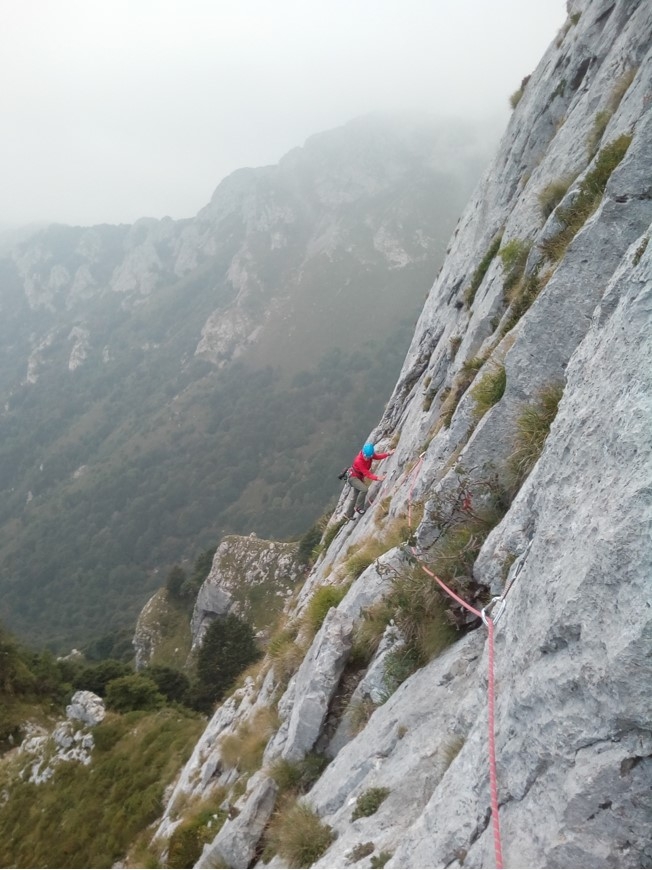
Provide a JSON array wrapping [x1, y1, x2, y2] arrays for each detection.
[[351, 786, 390, 820]]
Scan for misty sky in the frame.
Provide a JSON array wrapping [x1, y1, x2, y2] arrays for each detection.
[[2, 0, 566, 228]]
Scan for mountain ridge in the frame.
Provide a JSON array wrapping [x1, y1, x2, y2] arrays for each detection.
[[0, 113, 493, 651]]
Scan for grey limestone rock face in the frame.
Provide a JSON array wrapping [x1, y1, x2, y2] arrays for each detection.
[[196, 774, 279, 870], [190, 534, 301, 650], [153, 4, 652, 867], [66, 690, 105, 726], [281, 607, 355, 762]]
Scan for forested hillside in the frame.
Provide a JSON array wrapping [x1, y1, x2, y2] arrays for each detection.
[[0, 115, 494, 653]]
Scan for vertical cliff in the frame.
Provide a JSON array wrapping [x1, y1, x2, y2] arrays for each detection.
[[148, 2, 651, 867]]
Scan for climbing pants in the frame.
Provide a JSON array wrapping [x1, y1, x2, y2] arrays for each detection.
[[346, 477, 369, 518]]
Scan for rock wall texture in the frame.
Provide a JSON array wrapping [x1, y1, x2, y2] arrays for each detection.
[[150, 2, 651, 867]]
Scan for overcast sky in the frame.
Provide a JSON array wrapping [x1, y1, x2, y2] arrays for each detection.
[[2, 0, 567, 228]]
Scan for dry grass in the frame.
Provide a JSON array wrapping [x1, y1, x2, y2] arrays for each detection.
[[470, 364, 506, 420], [266, 799, 335, 867], [508, 382, 564, 490], [219, 707, 279, 773], [539, 134, 632, 264]]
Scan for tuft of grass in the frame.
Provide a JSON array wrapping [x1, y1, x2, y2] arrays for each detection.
[[538, 176, 575, 219], [586, 110, 613, 159], [539, 134, 632, 263], [351, 787, 390, 821], [352, 599, 395, 665], [449, 335, 462, 357], [267, 800, 335, 867], [219, 707, 279, 774], [587, 68, 636, 158], [633, 236, 648, 266], [471, 365, 506, 420], [268, 753, 327, 797], [304, 583, 350, 635], [499, 239, 531, 292], [499, 268, 549, 337], [266, 623, 306, 685], [319, 517, 347, 554], [441, 735, 466, 772], [343, 518, 411, 580], [371, 851, 393, 868], [386, 565, 459, 669], [464, 233, 503, 307], [349, 841, 376, 861], [440, 355, 487, 429], [509, 75, 531, 109], [166, 793, 228, 869], [508, 382, 564, 491], [349, 697, 380, 735]]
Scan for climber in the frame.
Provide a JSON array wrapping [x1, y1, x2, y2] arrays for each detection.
[[343, 442, 394, 520]]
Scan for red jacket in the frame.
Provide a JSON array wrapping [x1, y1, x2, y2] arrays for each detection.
[[350, 450, 389, 481]]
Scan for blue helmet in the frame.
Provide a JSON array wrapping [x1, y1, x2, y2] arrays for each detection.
[[362, 443, 375, 458]]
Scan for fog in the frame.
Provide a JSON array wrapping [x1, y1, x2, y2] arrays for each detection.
[[1, 0, 566, 228]]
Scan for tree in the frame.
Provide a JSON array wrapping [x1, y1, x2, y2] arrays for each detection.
[[105, 674, 165, 712], [165, 565, 187, 599], [194, 614, 260, 710]]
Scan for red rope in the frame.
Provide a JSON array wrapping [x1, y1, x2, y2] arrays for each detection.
[[405, 468, 504, 868], [486, 616, 504, 869]]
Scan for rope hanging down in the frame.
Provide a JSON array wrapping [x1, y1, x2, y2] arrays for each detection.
[[348, 445, 530, 867], [399, 453, 510, 869]]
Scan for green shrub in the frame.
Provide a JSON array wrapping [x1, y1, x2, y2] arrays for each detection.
[[142, 665, 190, 705], [464, 233, 503, 307], [539, 134, 632, 263], [351, 787, 390, 821], [382, 646, 422, 696], [105, 674, 165, 713], [193, 613, 260, 711], [508, 382, 564, 490], [371, 851, 393, 868], [471, 365, 506, 420], [267, 800, 335, 866], [165, 565, 188, 599]]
